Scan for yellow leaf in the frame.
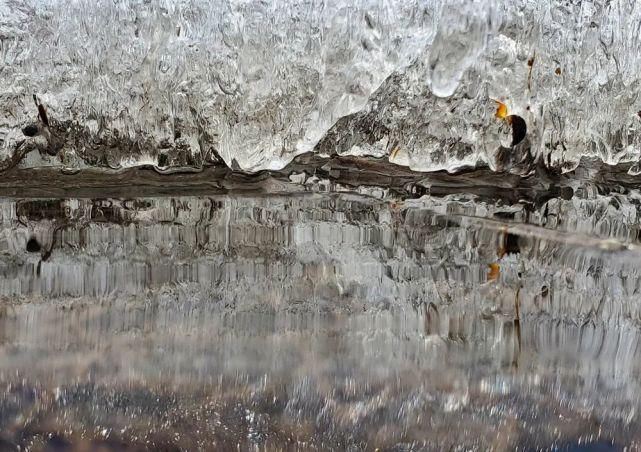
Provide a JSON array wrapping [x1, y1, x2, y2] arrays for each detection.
[[494, 100, 509, 120], [487, 263, 500, 282]]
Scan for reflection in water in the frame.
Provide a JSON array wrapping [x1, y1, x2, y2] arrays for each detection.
[[0, 192, 639, 449]]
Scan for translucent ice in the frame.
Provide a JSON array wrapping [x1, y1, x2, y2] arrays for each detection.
[[2, 0, 641, 173]]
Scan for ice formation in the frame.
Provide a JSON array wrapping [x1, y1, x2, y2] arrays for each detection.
[[2, 0, 641, 173]]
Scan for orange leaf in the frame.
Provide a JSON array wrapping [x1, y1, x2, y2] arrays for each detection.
[[487, 263, 500, 282], [494, 100, 508, 120]]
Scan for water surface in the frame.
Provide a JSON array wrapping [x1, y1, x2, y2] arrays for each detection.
[[0, 166, 639, 450]]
